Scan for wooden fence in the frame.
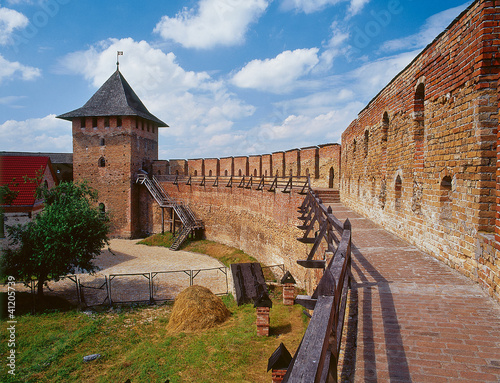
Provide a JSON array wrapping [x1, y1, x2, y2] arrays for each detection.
[[275, 181, 352, 383]]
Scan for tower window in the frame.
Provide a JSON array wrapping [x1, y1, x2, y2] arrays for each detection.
[[98, 203, 106, 220], [152, 126, 155, 134], [117, 117, 122, 127], [100, 138, 105, 146], [80, 118, 86, 129], [98, 157, 106, 167], [104, 117, 110, 128], [147, 122, 150, 132], [92, 117, 98, 129]]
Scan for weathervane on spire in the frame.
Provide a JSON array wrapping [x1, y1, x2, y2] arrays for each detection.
[[116, 51, 123, 71]]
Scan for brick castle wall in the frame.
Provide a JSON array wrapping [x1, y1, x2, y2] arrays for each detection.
[[156, 181, 319, 292], [340, 0, 499, 301]]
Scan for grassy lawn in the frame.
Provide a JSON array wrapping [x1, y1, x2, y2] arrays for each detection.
[[0, 291, 307, 382], [0, 235, 308, 382]]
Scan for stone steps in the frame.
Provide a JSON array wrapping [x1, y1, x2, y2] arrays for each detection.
[[313, 188, 340, 203]]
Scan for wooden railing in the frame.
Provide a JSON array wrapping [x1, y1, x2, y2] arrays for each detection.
[[277, 179, 352, 383], [155, 174, 309, 194]]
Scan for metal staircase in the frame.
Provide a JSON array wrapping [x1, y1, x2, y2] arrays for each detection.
[[136, 174, 203, 250]]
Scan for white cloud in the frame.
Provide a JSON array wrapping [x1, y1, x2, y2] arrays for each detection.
[[0, 54, 41, 83], [154, 0, 269, 49], [0, 95, 27, 108], [280, 0, 369, 15], [0, 6, 29, 45], [57, 38, 255, 159], [381, 2, 472, 52], [0, 114, 72, 152], [347, 0, 370, 17], [280, 0, 342, 14], [231, 48, 320, 93]]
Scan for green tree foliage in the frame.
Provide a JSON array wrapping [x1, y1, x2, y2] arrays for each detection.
[[1, 182, 110, 296], [0, 182, 19, 239]]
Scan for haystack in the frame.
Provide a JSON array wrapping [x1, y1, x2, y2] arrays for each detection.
[[167, 285, 231, 333]]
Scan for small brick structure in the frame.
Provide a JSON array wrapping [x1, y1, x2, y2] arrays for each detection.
[[271, 369, 287, 383], [256, 307, 270, 336], [255, 287, 273, 337], [280, 271, 296, 306], [268, 343, 292, 382]]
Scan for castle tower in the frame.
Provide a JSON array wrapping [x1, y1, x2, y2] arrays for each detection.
[[57, 70, 168, 237]]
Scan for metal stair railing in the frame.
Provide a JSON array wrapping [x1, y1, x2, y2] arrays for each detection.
[[136, 174, 204, 250]]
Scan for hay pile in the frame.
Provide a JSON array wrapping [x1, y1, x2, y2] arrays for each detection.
[[166, 285, 231, 333]]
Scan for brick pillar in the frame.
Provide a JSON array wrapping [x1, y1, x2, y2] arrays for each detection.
[[282, 283, 295, 305], [271, 369, 287, 383], [256, 307, 270, 336]]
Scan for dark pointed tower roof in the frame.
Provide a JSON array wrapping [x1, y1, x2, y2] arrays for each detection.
[[57, 70, 168, 127]]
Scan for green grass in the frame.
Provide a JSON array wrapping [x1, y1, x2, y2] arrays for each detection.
[[0, 292, 307, 382]]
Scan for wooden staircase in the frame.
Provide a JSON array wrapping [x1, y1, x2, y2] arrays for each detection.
[[136, 174, 203, 250], [312, 188, 340, 204]]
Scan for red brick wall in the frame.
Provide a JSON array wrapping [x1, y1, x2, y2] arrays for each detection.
[[220, 157, 234, 177], [188, 159, 204, 176], [300, 146, 319, 181], [262, 154, 272, 177], [248, 155, 262, 177], [316, 144, 341, 189], [168, 159, 187, 176], [272, 152, 285, 177], [340, 0, 500, 301], [204, 158, 219, 177], [285, 149, 300, 177], [234, 156, 249, 177]]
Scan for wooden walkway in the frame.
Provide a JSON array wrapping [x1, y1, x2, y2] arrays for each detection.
[[328, 203, 500, 382]]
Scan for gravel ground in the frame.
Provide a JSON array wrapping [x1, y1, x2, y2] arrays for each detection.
[[3, 239, 231, 306]]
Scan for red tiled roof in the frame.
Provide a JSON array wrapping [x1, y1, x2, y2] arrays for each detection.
[[0, 156, 50, 207]]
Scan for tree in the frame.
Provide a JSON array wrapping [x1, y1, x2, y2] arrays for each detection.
[[0, 182, 19, 239], [1, 182, 110, 296]]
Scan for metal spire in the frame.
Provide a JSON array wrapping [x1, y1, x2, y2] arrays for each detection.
[[116, 51, 123, 71]]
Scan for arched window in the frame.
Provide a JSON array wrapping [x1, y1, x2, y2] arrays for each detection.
[[440, 176, 452, 220], [238, 169, 242, 177], [414, 83, 425, 118], [254, 169, 257, 177], [100, 138, 105, 146], [395, 175, 402, 210], [209, 170, 213, 177], [382, 112, 389, 142], [98, 157, 105, 168], [225, 169, 228, 177], [364, 130, 369, 157], [194, 170, 198, 176]]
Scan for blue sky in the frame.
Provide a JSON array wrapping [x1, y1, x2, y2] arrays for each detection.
[[0, 0, 472, 159]]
